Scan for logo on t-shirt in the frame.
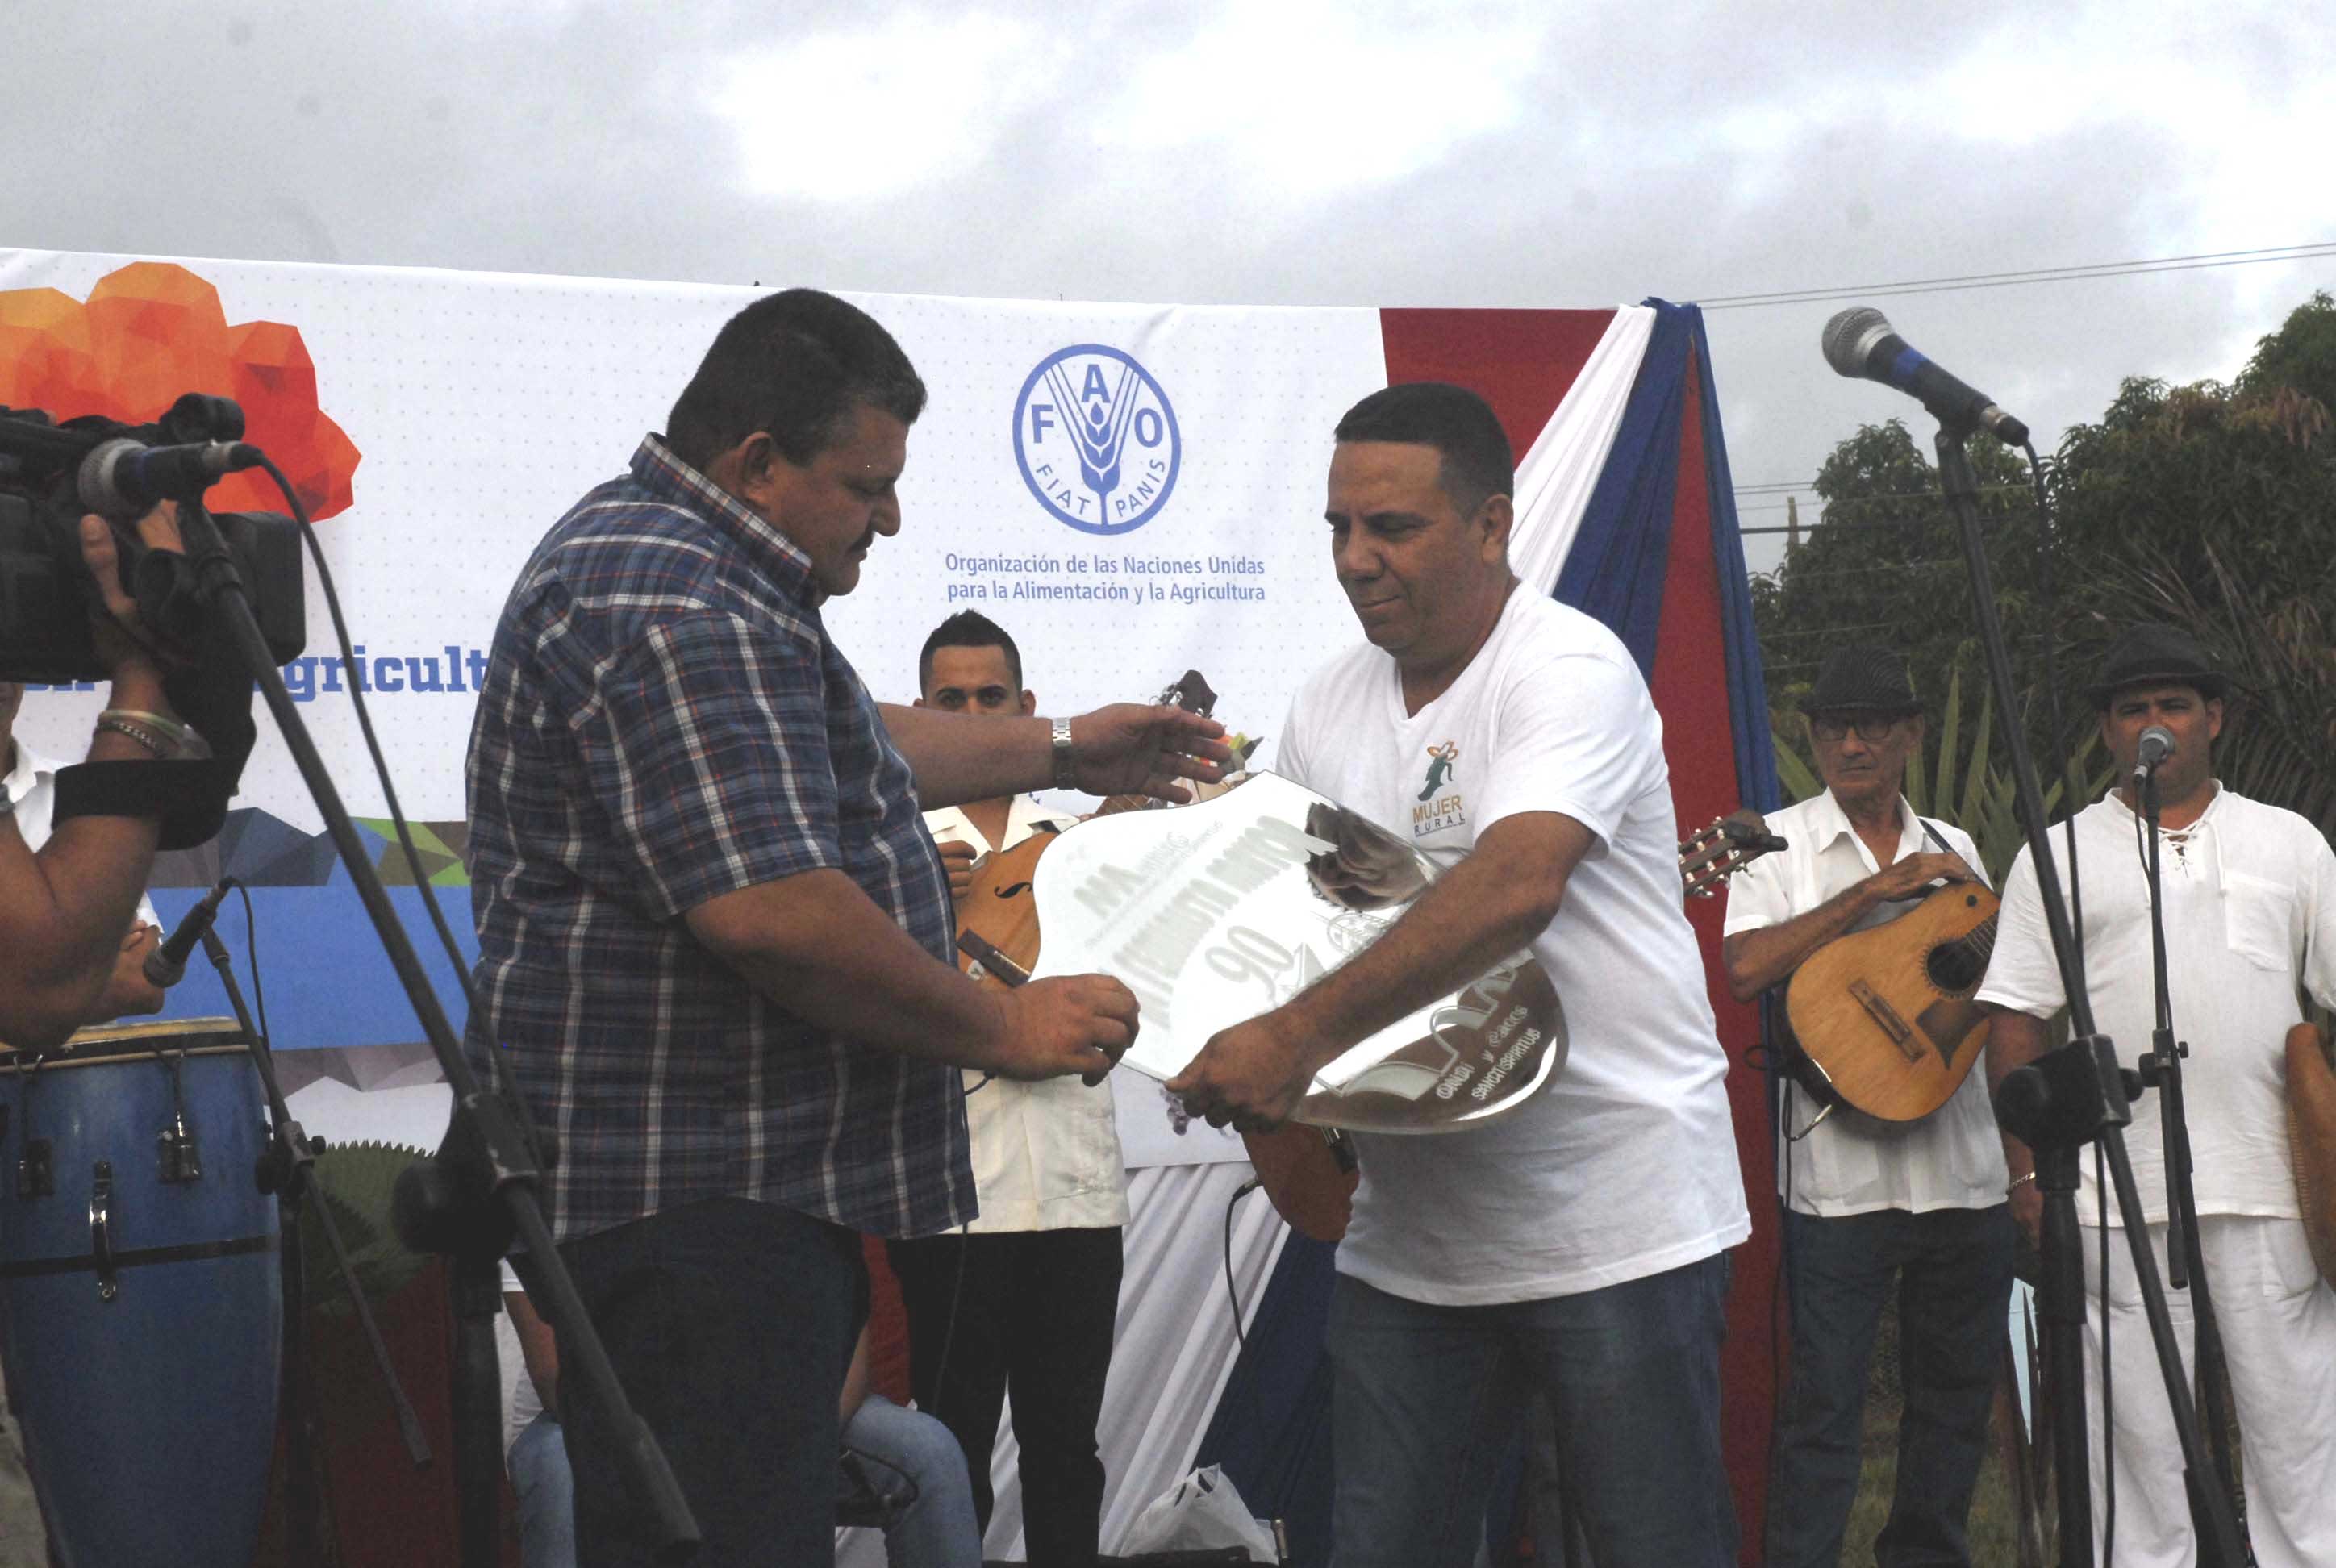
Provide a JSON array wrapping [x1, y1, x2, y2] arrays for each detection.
[[1413, 741, 1466, 836]]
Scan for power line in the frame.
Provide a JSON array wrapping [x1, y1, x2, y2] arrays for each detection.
[[1697, 240, 2336, 312], [1733, 481, 2031, 499]]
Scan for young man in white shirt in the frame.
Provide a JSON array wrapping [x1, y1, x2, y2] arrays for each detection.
[[886, 611, 1128, 1567], [1721, 645, 2013, 1566], [1168, 382, 1749, 1566], [1979, 625, 2336, 1568]]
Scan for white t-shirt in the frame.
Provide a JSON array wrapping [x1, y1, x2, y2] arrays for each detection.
[[1975, 786, 2336, 1225], [1275, 585, 1749, 1306], [498, 1258, 542, 1460], [923, 794, 1130, 1233], [1723, 790, 2008, 1216], [5, 740, 162, 932]]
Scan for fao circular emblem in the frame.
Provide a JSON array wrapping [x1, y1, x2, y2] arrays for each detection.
[[1011, 344, 1182, 536]]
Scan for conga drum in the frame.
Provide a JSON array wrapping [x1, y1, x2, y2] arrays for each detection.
[[0, 1019, 281, 1568]]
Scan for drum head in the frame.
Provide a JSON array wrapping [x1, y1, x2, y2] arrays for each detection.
[[1, 1018, 248, 1071]]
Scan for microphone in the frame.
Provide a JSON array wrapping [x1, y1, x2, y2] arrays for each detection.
[[1821, 308, 2032, 445], [77, 437, 263, 520], [2134, 724, 2175, 783], [145, 878, 236, 988]]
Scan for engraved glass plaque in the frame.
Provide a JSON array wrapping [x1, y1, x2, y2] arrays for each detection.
[[1024, 772, 1566, 1132]]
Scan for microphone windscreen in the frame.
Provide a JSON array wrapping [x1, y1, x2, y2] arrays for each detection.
[[1821, 307, 1892, 378]]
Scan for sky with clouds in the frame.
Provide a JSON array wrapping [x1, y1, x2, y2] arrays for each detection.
[[7, 1, 2333, 572]]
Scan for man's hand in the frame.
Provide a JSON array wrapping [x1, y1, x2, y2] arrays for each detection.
[[91, 922, 167, 1023], [2010, 1180, 2042, 1251], [1166, 1011, 1317, 1133], [1068, 703, 1231, 803], [1863, 851, 1975, 903], [935, 840, 982, 902], [989, 974, 1138, 1086], [79, 505, 190, 695]]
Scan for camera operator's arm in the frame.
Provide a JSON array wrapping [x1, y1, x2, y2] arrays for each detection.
[[0, 512, 186, 1049]]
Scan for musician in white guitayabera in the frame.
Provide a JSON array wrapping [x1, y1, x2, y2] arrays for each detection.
[[1719, 644, 2011, 1567], [891, 611, 1127, 1566], [1979, 625, 2336, 1568]]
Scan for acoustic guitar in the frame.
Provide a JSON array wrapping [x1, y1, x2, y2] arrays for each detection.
[[1245, 808, 1787, 1243], [1783, 882, 2000, 1124]]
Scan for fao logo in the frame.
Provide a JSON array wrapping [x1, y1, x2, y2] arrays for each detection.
[[1012, 344, 1182, 536]]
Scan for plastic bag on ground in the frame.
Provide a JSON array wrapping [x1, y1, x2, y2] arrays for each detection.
[[1118, 1464, 1279, 1562]]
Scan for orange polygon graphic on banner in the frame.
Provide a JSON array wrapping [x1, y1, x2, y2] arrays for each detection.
[[0, 261, 360, 521]]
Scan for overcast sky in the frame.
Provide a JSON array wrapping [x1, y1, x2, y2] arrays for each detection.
[[9, 1, 2334, 573]]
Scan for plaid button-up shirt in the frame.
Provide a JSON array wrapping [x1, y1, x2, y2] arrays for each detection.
[[463, 435, 972, 1242]]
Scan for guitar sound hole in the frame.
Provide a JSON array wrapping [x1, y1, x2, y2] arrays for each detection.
[[1928, 943, 1983, 993], [994, 882, 1032, 899]]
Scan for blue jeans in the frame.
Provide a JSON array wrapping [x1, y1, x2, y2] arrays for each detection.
[[1766, 1204, 2015, 1568], [510, 1413, 577, 1568], [840, 1394, 984, 1567], [508, 1396, 980, 1568], [1324, 1252, 1737, 1568]]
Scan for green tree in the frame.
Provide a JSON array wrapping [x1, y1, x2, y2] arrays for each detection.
[[1750, 419, 2052, 768], [2238, 289, 2336, 410]]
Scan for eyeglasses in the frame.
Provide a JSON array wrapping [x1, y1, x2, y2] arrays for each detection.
[[1810, 715, 1904, 743]]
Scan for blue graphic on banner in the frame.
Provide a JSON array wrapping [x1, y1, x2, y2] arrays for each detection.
[[152, 880, 478, 1050], [1012, 344, 1181, 536]]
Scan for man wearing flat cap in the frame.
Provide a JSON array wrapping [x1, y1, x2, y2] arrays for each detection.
[[1722, 644, 2011, 1566], [1979, 625, 2336, 1566]]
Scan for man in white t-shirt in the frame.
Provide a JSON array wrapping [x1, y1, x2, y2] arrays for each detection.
[[1979, 625, 2336, 1567], [886, 611, 1128, 1565], [1721, 644, 2012, 1566], [1169, 382, 1750, 1566]]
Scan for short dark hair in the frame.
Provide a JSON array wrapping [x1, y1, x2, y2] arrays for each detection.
[[665, 289, 928, 469], [1333, 382, 1514, 513], [918, 610, 1023, 694]]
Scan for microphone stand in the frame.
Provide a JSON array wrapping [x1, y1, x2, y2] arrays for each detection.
[[2132, 761, 2250, 1550], [198, 919, 429, 1568], [169, 488, 699, 1564], [1931, 425, 2244, 1568]]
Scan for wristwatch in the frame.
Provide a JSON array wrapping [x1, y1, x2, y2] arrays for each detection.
[[1050, 717, 1077, 790]]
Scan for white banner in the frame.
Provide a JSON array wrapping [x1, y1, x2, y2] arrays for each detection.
[[1, 251, 1412, 1165], [3, 252, 1386, 827]]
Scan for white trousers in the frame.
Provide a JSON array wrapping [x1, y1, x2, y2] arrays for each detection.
[[2079, 1214, 2336, 1567]]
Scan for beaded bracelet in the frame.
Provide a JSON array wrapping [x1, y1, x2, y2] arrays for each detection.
[[100, 707, 190, 748], [94, 716, 180, 760]]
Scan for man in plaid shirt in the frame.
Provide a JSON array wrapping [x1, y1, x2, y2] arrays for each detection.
[[465, 289, 1225, 1567]]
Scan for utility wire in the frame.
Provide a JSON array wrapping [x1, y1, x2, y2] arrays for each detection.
[[1697, 240, 2336, 311]]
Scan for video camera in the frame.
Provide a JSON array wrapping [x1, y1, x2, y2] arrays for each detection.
[[0, 394, 305, 682]]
